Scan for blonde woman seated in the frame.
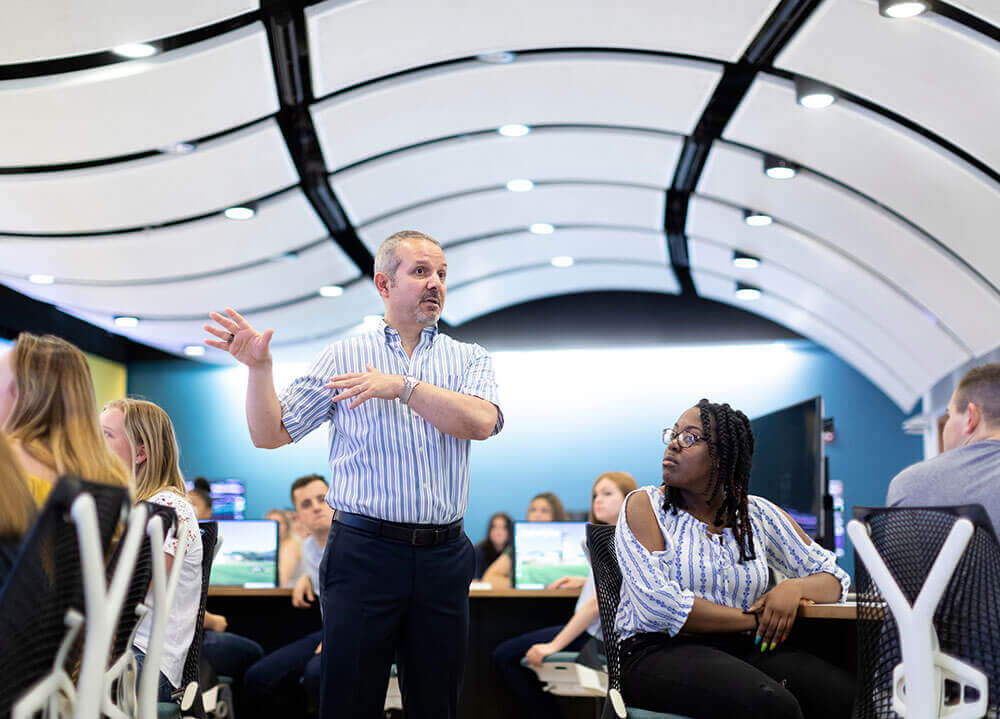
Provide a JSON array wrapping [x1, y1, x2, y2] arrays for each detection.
[[101, 398, 203, 702], [481, 492, 568, 589], [0, 333, 128, 503]]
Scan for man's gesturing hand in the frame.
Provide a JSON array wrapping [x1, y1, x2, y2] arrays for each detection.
[[204, 308, 274, 367], [326, 364, 405, 409]]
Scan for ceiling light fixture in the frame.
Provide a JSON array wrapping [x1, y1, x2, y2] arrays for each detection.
[[529, 223, 554, 235], [113, 315, 140, 328], [878, 0, 929, 18], [795, 77, 837, 109], [550, 256, 574, 268], [733, 251, 761, 270], [183, 345, 206, 357], [763, 154, 798, 180], [28, 273, 55, 285], [476, 51, 516, 64], [318, 285, 344, 297], [112, 43, 157, 58], [735, 283, 762, 301], [224, 204, 256, 220], [743, 209, 773, 227], [498, 124, 530, 137], [506, 178, 534, 193], [160, 141, 195, 155]]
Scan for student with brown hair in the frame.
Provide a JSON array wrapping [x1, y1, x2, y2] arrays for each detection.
[[0, 430, 36, 586], [0, 333, 129, 504]]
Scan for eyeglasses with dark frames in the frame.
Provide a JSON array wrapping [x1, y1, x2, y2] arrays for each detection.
[[662, 428, 708, 449]]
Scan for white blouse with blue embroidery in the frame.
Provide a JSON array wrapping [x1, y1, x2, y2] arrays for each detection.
[[615, 485, 850, 641]]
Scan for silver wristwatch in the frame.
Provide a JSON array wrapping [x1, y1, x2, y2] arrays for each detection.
[[400, 375, 420, 405]]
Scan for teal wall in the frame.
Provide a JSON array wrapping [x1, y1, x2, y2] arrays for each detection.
[[128, 339, 922, 578]]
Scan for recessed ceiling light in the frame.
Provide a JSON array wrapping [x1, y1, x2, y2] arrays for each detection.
[[183, 345, 206, 357], [498, 124, 530, 138], [763, 154, 797, 180], [506, 178, 534, 193], [28, 273, 55, 285], [529, 223, 554, 235], [113, 43, 157, 58], [878, 0, 928, 18], [318, 285, 344, 297], [224, 205, 256, 220], [476, 51, 516, 64], [550, 256, 574, 268], [114, 315, 140, 328], [795, 77, 837, 109], [743, 209, 773, 227], [160, 142, 195, 155], [733, 251, 761, 270], [735, 283, 761, 301]]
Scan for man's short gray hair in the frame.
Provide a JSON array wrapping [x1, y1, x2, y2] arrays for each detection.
[[374, 231, 441, 280]]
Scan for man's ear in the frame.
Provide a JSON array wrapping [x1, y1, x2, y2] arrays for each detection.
[[966, 402, 983, 435], [374, 272, 391, 298], [135, 443, 147, 466]]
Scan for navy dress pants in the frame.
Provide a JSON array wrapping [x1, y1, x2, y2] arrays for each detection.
[[318, 520, 476, 719]]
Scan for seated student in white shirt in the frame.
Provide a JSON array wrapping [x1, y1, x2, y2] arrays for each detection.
[[493, 472, 637, 719], [616, 400, 853, 719], [101, 399, 204, 702]]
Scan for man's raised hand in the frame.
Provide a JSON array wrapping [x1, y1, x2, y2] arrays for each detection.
[[204, 307, 274, 367]]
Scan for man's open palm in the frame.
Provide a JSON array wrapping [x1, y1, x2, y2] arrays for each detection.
[[204, 307, 274, 367]]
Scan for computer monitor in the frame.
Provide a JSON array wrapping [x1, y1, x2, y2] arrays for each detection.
[[185, 478, 246, 520], [512, 521, 590, 590], [208, 519, 279, 588]]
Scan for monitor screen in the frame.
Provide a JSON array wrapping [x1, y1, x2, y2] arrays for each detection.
[[513, 521, 590, 590], [749, 397, 824, 539], [185, 479, 246, 520], [208, 519, 278, 588]]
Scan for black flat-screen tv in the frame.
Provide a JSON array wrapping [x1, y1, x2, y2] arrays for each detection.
[[749, 397, 824, 539]]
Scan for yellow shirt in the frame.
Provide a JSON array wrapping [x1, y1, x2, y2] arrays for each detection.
[[27, 475, 52, 507]]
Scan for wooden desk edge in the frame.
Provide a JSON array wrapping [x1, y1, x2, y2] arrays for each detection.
[[799, 602, 857, 620]]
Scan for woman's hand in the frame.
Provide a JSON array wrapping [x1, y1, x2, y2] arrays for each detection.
[[547, 576, 587, 590], [525, 642, 556, 667], [746, 580, 803, 650]]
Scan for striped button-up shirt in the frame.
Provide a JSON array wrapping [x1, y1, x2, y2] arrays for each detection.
[[278, 320, 503, 524], [615, 486, 849, 640]]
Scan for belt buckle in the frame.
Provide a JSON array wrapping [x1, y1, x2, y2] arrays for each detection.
[[411, 527, 437, 546]]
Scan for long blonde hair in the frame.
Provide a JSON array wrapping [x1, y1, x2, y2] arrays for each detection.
[[4, 333, 128, 488], [103, 398, 186, 502], [0, 431, 36, 539]]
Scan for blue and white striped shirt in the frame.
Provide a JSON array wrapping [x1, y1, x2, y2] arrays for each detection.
[[278, 319, 503, 524], [615, 486, 849, 640]]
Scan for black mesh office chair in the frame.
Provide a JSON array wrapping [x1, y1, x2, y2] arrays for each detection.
[[851, 505, 1000, 719], [0, 476, 129, 718]]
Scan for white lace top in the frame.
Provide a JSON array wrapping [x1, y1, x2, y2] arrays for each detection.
[[133, 490, 204, 688]]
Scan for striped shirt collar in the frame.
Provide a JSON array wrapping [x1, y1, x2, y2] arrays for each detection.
[[377, 318, 439, 346]]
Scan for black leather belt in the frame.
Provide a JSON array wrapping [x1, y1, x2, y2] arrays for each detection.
[[333, 510, 463, 546]]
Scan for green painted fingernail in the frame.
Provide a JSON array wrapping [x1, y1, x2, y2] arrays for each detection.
[[760, 643, 766, 653]]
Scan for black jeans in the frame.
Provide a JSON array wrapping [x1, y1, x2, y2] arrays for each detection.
[[318, 520, 476, 719], [621, 632, 855, 719]]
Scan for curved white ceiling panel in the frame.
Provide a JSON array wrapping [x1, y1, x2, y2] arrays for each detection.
[[0, 191, 328, 284], [0, 23, 279, 167], [698, 144, 1000, 356], [332, 128, 682, 225], [444, 263, 678, 326], [2, 243, 358, 318], [357, 184, 667, 252], [725, 76, 1000, 289], [68, 282, 383, 359], [311, 53, 721, 171], [306, 0, 778, 95], [687, 197, 970, 380], [692, 271, 918, 410], [0, 120, 298, 234], [445, 228, 668, 287], [776, 0, 1000, 171], [0, 0, 258, 64], [689, 238, 937, 393]]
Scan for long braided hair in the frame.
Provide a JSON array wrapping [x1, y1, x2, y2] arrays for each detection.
[[662, 399, 757, 562]]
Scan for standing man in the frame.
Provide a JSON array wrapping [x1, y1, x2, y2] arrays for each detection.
[[887, 362, 1000, 534], [204, 230, 503, 719]]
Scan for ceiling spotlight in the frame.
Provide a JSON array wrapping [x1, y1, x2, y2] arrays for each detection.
[[318, 285, 344, 297], [763, 154, 798, 180], [112, 43, 157, 58], [28, 273, 55, 285], [183, 345, 206, 357], [476, 51, 516, 64], [795, 77, 837, 109], [878, 0, 928, 18], [735, 283, 762, 301], [160, 141, 195, 155], [733, 251, 761, 270], [506, 178, 534, 193], [743, 209, 773, 227], [550, 256, 574, 268], [529, 223, 554, 235], [498, 124, 530, 138], [113, 315, 140, 328], [224, 204, 256, 220]]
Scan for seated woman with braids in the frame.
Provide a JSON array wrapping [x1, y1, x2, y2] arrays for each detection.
[[615, 399, 853, 719]]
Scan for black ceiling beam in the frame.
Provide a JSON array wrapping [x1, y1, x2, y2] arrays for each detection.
[[260, 1, 374, 276]]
